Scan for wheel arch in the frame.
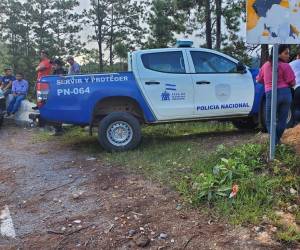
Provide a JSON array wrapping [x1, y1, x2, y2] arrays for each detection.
[[92, 96, 146, 124]]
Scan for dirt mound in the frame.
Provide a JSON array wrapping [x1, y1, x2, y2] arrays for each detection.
[[282, 124, 300, 153]]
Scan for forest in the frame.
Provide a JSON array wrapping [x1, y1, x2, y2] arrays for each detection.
[[0, 0, 262, 84]]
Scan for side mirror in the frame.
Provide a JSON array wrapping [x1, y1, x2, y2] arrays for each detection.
[[236, 62, 247, 74]]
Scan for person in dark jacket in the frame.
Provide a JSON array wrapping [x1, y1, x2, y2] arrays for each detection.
[[53, 59, 67, 75], [0, 67, 16, 97]]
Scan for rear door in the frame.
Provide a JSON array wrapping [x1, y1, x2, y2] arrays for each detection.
[[135, 50, 194, 120], [187, 50, 255, 118]]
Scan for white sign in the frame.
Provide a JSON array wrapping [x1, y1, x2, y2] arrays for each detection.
[[247, 0, 300, 44]]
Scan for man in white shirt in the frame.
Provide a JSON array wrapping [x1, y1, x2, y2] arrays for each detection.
[[290, 50, 300, 122]]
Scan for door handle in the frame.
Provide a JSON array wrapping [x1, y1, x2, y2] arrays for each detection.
[[145, 81, 160, 85], [196, 81, 211, 85]]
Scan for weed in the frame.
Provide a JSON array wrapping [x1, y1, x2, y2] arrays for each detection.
[[34, 122, 300, 243]]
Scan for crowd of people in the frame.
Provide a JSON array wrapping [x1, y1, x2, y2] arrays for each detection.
[[0, 50, 81, 134], [257, 45, 300, 145]]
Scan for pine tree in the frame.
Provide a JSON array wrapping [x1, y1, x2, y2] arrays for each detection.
[[146, 0, 186, 48], [85, 0, 145, 70], [50, 0, 84, 57], [27, 0, 55, 53], [0, 0, 35, 76], [84, 0, 109, 71], [105, 0, 145, 66], [28, 0, 84, 57]]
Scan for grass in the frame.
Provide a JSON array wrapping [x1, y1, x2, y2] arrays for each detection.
[[34, 121, 300, 244]]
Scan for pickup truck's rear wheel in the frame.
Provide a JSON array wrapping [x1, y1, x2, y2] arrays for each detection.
[[232, 118, 258, 130], [98, 112, 141, 152]]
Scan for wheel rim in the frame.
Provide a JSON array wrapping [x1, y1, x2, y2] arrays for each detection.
[[106, 121, 133, 147]]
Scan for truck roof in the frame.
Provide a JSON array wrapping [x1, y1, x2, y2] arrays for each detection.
[[131, 47, 240, 64]]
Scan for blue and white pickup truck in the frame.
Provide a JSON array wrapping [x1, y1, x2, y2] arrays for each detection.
[[35, 41, 293, 151]]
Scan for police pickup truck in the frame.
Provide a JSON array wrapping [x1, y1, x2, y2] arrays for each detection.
[[35, 41, 293, 151]]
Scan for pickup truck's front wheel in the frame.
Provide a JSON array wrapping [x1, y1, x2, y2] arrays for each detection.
[[98, 112, 141, 152], [232, 118, 258, 130]]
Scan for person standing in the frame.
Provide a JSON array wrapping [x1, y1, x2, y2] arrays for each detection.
[[66, 56, 80, 75], [52, 58, 67, 75], [33, 50, 52, 111], [36, 50, 52, 81], [0, 67, 16, 97], [289, 49, 300, 122], [6, 73, 29, 118], [51, 59, 67, 136], [256, 45, 296, 145]]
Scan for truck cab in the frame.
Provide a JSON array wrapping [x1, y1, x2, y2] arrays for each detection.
[[129, 46, 255, 121]]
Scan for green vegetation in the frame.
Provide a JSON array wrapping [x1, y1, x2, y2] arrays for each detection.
[[35, 122, 300, 243]]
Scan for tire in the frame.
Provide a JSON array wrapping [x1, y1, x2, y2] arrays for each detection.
[[260, 98, 294, 132], [98, 112, 141, 152], [232, 118, 258, 130]]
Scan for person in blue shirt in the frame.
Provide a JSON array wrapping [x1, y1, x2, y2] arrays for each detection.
[[66, 56, 80, 75], [0, 67, 16, 97], [6, 73, 29, 118]]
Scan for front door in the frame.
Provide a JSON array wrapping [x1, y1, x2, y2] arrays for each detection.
[[136, 50, 194, 120], [187, 50, 255, 118]]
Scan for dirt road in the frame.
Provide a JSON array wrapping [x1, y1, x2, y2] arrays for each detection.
[[0, 125, 282, 249]]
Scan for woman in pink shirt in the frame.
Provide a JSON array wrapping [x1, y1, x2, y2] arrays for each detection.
[[257, 45, 295, 145]]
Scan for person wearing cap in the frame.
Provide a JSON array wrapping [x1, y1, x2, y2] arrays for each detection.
[[36, 50, 52, 81], [0, 67, 16, 97], [66, 56, 80, 75]]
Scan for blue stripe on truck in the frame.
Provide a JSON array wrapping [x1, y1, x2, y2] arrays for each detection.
[[39, 72, 156, 125]]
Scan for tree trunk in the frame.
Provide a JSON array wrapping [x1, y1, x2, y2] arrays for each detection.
[[109, 2, 114, 67], [204, 0, 212, 49], [97, 0, 103, 72], [98, 41, 103, 72], [215, 0, 221, 50], [260, 44, 269, 66]]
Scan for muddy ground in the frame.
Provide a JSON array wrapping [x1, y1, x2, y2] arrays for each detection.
[[0, 123, 289, 250]]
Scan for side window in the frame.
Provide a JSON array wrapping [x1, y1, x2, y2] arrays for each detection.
[[191, 51, 237, 73], [141, 51, 186, 74]]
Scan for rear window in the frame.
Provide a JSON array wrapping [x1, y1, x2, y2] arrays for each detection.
[[141, 51, 186, 74]]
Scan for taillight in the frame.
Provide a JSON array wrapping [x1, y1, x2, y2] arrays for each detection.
[[36, 82, 49, 107]]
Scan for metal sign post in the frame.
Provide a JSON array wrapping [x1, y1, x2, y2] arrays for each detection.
[[269, 44, 279, 161]]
